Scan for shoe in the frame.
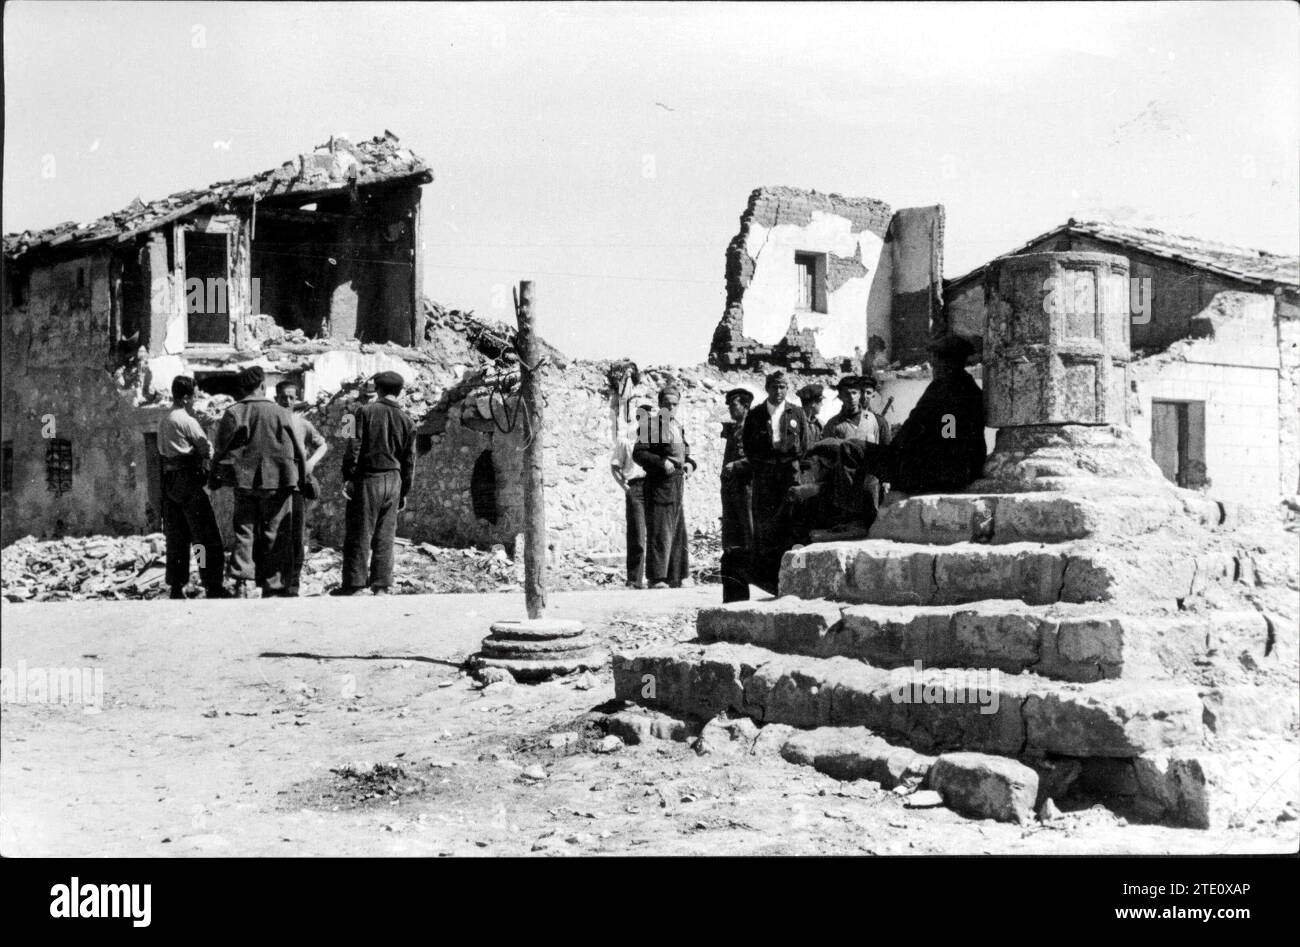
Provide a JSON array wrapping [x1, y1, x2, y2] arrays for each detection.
[[329, 585, 362, 596], [205, 587, 233, 599], [233, 580, 251, 599], [371, 586, 391, 595], [168, 587, 188, 600], [649, 581, 669, 590], [625, 580, 646, 590]]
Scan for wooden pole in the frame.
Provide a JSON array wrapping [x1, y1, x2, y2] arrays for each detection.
[[516, 280, 546, 619]]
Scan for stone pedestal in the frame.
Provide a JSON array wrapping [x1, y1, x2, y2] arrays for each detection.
[[984, 252, 1131, 427], [978, 252, 1162, 491]]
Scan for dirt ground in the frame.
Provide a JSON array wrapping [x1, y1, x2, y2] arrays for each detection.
[[2, 589, 1295, 857]]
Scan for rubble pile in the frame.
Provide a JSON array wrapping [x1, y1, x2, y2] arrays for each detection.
[[2, 534, 171, 602]]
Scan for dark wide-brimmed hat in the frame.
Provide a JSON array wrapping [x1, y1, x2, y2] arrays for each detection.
[[927, 335, 976, 362], [725, 387, 754, 407]]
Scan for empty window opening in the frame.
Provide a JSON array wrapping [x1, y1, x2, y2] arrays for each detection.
[[195, 372, 245, 398], [250, 217, 331, 338], [185, 231, 231, 344], [2, 441, 13, 492], [1151, 400, 1207, 489], [46, 438, 73, 496], [9, 268, 28, 307], [794, 252, 828, 313]]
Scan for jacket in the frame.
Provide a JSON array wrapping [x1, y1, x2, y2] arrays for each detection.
[[741, 400, 812, 467], [211, 396, 307, 491]]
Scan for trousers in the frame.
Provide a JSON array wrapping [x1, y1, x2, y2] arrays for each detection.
[[624, 478, 646, 585], [162, 464, 225, 592], [343, 470, 402, 589], [230, 487, 295, 592]]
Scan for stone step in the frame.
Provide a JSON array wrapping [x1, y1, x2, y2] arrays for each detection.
[[870, 491, 1225, 546], [697, 597, 1270, 683], [613, 642, 1204, 758], [777, 540, 1238, 606]]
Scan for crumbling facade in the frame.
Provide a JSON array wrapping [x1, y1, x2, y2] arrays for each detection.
[[710, 186, 944, 374], [944, 219, 1300, 504], [1, 133, 432, 545]]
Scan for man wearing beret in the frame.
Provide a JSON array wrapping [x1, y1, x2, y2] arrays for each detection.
[[719, 387, 755, 602], [210, 365, 309, 597], [820, 336, 986, 520], [333, 371, 416, 595], [741, 370, 812, 595], [633, 383, 697, 589]]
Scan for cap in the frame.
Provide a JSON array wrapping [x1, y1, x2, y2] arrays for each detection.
[[373, 370, 405, 391], [765, 370, 787, 385], [724, 387, 754, 407], [796, 384, 824, 403]]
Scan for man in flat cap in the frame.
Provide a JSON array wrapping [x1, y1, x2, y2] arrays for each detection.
[[741, 370, 812, 595], [818, 336, 986, 523], [719, 387, 755, 602], [633, 382, 696, 588], [610, 404, 652, 589], [821, 373, 892, 528], [797, 384, 825, 443], [210, 365, 309, 597], [334, 370, 416, 595]]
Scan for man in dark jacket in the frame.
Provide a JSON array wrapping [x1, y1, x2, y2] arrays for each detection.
[[719, 387, 755, 602], [742, 370, 812, 595], [821, 336, 987, 520], [334, 371, 416, 595], [633, 383, 697, 589], [210, 366, 308, 597], [798, 373, 894, 533]]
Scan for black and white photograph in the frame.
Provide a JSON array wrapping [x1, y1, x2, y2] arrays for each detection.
[[1, 0, 1296, 921]]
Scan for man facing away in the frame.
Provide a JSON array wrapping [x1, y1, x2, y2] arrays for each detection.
[[741, 370, 812, 596], [157, 375, 227, 599], [610, 403, 652, 589], [719, 387, 755, 603], [334, 371, 416, 596], [633, 384, 697, 589], [275, 380, 329, 597], [210, 366, 309, 598]]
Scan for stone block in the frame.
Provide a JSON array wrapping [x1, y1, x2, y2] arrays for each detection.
[[697, 597, 843, 652], [779, 727, 935, 789], [929, 752, 1040, 824], [1023, 681, 1202, 756]]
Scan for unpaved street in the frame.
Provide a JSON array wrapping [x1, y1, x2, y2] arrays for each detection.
[[2, 591, 1295, 857]]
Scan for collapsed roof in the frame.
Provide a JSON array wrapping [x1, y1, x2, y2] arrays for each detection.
[[4, 131, 433, 261]]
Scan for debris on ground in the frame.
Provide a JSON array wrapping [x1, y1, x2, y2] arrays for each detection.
[[1, 531, 722, 602]]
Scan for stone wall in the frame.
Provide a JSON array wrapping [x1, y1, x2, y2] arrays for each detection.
[[1277, 295, 1300, 496]]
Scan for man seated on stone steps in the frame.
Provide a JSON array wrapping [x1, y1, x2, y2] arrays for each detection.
[[791, 336, 986, 538]]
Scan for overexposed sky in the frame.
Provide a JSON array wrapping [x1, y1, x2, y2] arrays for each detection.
[[5, 1, 1297, 364]]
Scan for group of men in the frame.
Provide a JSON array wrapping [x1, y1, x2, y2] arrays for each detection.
[[612, 335, 987, 602], [157, 366, 415, 599]]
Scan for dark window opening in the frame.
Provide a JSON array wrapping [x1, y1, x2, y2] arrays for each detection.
[[46, 438, 73, 496], [795, 252, 828, 313], [2, 441, 13, 492], [9, 268, 28, 307], [185, 231, 231, 344], [142, 433, 162, 531], [195, 372, 245, 398], [470, 449, 498, 524], [251, 217, 334, 338], [76, 267, 86, 289], [1151, 400, 1207, 489]]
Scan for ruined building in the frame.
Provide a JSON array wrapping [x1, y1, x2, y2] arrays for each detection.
[[710, 186, 944, 374], [2, 133, 432, 544], [945, 219, 1300, 503]]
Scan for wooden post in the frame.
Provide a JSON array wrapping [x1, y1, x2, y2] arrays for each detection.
[[516, 280, 546, 619]]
